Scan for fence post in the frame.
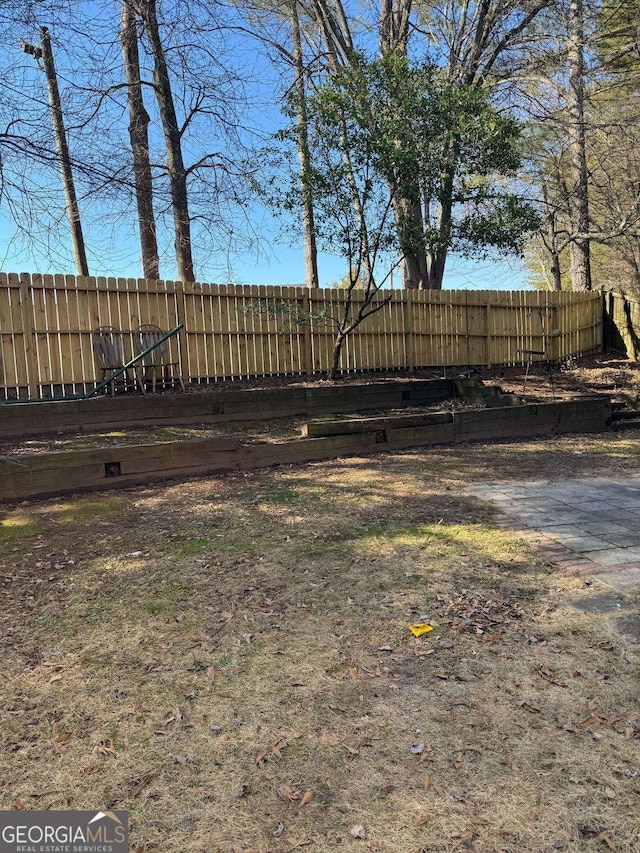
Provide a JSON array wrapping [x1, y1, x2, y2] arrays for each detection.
[[18, 273, 39, 398], [403, 289, 415, 372], [174, 280, 189, 381], [302, 289, 313, 374]]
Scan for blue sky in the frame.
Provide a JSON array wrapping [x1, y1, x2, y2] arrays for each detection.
[[0, 0, 534, 292], [0, 219, 531, 290]]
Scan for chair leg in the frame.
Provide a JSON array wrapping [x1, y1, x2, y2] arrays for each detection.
[[135, 367, 146, 395]]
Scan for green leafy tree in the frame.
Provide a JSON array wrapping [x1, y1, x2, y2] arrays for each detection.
[[312, 54, 539, 289], [274, 54, 538, 376]]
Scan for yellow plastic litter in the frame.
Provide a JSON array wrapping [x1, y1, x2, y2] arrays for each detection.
[[409, 623, 433, 638]]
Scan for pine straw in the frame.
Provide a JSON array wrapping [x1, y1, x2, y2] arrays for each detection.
[[0, 436, 639, 853]]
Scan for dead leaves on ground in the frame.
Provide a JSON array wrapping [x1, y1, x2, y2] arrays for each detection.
[[93, 739, 117, 757], [51, 721, 71, 755], [577, 700, 639, 739], [255, 730, 302, 767], [437, 591, 525, 640], [130, 772, 153, 799], [277, 786, 313, 808]]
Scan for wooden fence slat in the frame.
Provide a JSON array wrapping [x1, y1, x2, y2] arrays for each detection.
[[18, 273, 38, 398]]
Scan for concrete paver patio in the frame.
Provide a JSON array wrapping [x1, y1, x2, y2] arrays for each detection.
[[465, 475, 640, 595]]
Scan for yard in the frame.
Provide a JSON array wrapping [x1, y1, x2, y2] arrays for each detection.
[[1, 428, 639, 852]]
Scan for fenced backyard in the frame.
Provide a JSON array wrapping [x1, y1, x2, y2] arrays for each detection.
[[0, 272, 603, 399]]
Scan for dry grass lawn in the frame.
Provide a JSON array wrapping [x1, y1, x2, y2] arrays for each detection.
[[1, 432, 639, 853]]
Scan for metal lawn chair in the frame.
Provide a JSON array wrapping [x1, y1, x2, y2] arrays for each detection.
[[133, 324, 185, 393], [92, 325, 139, 396]]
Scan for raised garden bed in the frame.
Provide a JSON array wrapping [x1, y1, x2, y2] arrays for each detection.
[[0, 379, 611, 501], [0, 378, 457, 439]]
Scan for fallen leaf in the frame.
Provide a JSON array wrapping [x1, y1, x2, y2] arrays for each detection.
[[454, 752, 464, 768], [271, 736, 288, 757], [424, 777, 433, 791], [598, 832, 617, 851], [298, 790, 314, 808], [277, 785, 299, 803], [255, 749, 270, 766], [93, 741, 117, 757], [14, 798, 24, 810], [130, 774, 153, 799], [350, 824, 366, 839], [173, 755, 188, 766], [414, 815, 429, 826], [604, 787, 616, 798], [48, 674, 63, 684], [56, 732, 71, 744], [206, 665, 215, 682]]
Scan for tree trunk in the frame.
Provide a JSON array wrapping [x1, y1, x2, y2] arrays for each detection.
[[425, 157, 456, 289], [391, 195, 428, 288], [39, 27, 89, 277], [426, 250, 447, 290], [566, 0, 591, 292], [120, 0, 160, 281], [380, 0, 429, 290], [140, 0, 195, 283], [290, 1, 319, 289], [329, 333, 345, 379], [379, 0, 412, 54], [550, 251, 562, 291]]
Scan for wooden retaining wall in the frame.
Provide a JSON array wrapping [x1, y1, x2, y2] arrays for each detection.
[[0, 379, 455, 438], [0, 396, 611, 502], [0, 273, 602, 399]]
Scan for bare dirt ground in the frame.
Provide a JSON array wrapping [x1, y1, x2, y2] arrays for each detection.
[[1, 426, 639, 852], [477, 353, 640, 406]]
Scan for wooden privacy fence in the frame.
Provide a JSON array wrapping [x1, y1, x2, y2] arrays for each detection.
[[603, 289, 640, 359], [0, 273, 603, 400]]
